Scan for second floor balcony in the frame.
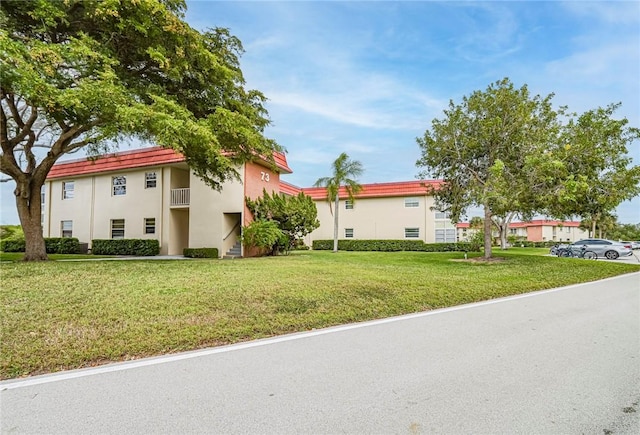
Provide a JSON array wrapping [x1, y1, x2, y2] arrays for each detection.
[[171, 188, 190, 207]]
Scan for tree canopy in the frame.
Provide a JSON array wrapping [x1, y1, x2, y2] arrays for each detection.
[[536, 103, 640, 232], [417, 79, 639, 258], [0, 0, 279, 260], [416, 78, 562, 258]]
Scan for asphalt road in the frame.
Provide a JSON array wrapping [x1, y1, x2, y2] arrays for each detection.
[[2, 273, 639, 434]]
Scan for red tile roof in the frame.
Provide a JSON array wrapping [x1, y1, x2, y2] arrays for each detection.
[[300, 180, 442, 200], [279, 181, 302, 196], [47, 147, 292, 179], [456, 220, 581, 228]]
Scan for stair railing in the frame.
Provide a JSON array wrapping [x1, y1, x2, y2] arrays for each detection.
[[223, 220, 241, 241]]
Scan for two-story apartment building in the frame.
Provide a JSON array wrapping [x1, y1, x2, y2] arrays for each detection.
[[48, 147, 536, 256], [282, 180, 459, 246], [43, 147, 292, 256]]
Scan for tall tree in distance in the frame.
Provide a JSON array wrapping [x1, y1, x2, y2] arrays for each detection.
[[0, 0, 278, 260], [416, 78, 562, 258], [314, 153, 363, 253], [540, 103, 640, 232]]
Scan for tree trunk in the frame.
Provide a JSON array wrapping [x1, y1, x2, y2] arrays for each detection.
[[15, 179, 48, 261], [333, 196, 339, 253], [483, 206, 493, 259], [500, 226, 508, 250]]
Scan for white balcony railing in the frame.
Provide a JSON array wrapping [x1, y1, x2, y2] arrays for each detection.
[[171, 188, 190, 207]]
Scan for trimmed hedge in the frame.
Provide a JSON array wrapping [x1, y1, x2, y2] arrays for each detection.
[[312, 239, 480, 252], [0, 238, 25, 252], [517, 240, 560, 248], [45, 238, 80, 254], [183, 248, 219, 258], [91, 239, 160, 256], [0, 237, 80, 254]]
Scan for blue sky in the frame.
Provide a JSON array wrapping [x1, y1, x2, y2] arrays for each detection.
[[1, 0, 638, 224]]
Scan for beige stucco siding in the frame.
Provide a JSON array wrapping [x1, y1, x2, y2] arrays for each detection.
[[47, 167, 166, 248], [309, 195, 451, 244], [188, 166, 245, 256]]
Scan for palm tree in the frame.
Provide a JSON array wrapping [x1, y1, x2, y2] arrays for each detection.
[[314, 153, 363, 252]]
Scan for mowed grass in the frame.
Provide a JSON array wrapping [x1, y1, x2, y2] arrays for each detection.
[[1, 250, 638, 379]]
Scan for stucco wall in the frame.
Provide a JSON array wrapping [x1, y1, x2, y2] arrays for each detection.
[[308, 195, 453, 244], [47, 167, 165, 245]]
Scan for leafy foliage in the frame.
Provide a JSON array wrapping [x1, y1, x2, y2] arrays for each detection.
[[0, 225, 24, 241], [246, 189, 319, 253], [416, 78, 563, 258], [0, 237, 79, 254], [416, 78, 640, 257], [606, 223, 640, 241], [1, 0, 278, 260], [183, 248, 219, 258], [312, 239, 480, 252], [537, 103, 640, 231], [91, 239, 160, 256], [241, 220, 286, 255]]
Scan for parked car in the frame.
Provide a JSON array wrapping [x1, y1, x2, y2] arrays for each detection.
[[570, 239, 633, 260], [621, 241, 640, 250]]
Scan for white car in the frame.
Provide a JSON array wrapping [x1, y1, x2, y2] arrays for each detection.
[[621, 241, 640, 250], [570, 239, 633, 260]]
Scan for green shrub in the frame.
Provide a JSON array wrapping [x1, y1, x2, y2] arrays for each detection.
[[44, 238, 80, 254], [0, 238, 26, 252], [183, 248, 219, 258], [311, 239, 479, 252], [517, 240, 558, 248], [242, 220, 287, 255], [1, 237, 79, 253], [0, 225, 24, 241], [91, 239, 160, 256]]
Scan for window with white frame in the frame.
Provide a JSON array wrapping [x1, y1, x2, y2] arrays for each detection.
[[144, 218, 156, 234], [435, 210, 450, 219], [112, 176, 126, 196], [435, 228, 457, 243], [111, 219, 125, 239], [405, 227, 420, 238], [345, 200, 354, 210], [61, 220, 73, 238], [62, 181, 74, 199], [145, 172, 157, 189], [404, 197, 419, 208], [345, 228, 354, 238]]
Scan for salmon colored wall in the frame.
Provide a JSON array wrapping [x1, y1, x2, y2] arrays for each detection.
[[527, 226, 543, 242], [243, 162, 280, 226], [243, 162, 281, 257]]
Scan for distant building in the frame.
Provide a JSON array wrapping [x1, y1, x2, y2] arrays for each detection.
[[456, 220, 588, 243]]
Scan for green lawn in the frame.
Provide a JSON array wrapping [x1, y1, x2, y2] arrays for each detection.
[[1, 249, 638, 379], [0, 252, 113, 262]]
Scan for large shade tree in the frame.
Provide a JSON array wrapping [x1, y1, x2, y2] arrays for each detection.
[[416, 78, 563, 258], [314, 153, 363, 253], [0, 0, 278, 260], [536, 103, 640, 231]]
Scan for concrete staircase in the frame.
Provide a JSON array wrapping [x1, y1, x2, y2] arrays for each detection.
[[223, 240, 242, 259]]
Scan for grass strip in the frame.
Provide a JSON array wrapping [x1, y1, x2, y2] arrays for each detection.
[[1, 249, 638, 379]]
